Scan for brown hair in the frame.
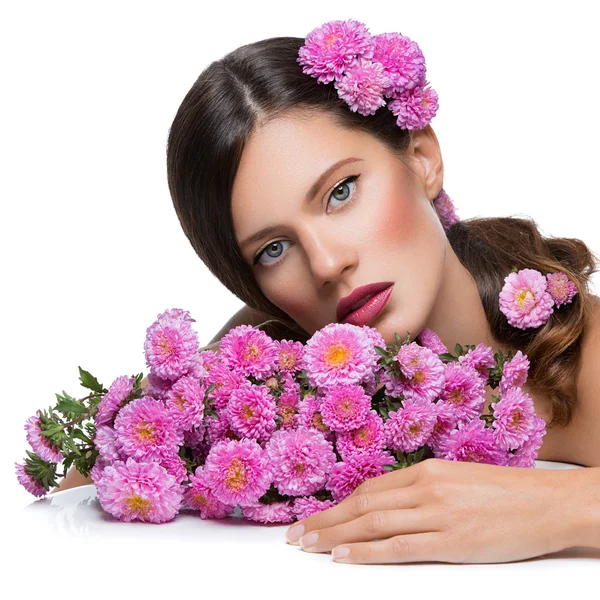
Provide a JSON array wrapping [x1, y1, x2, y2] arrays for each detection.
[[166, 36, 599, 429]]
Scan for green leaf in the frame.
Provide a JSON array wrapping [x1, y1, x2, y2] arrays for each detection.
[[78, 367, 104, 394], [55, 398, 87, 416], [72, 429, 93, 445], [374, 345, 388, 358], [454, 343, 465, 356], [394, 332, 402, 346]]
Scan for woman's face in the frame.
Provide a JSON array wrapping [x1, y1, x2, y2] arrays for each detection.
[[231, 109, 448, 344]]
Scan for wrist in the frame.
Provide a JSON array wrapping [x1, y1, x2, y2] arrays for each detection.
[[561, 467, 600, 549]]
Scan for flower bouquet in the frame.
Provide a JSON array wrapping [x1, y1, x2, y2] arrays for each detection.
[[16, 308, 545, 525]]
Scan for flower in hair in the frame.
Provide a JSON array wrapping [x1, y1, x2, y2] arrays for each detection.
[[387, 81, 439, 131], [546, 272, 578, 307], [433, 188, 460, 231], [333, 57, 388, 116]]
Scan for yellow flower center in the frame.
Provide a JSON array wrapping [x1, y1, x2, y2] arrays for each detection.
[[409, 423, 421, 435], [242, 344, 259, 361], [515, 289, 534, 307], [225, 457, 247, 491], [136, 421, 156, 443], [176, 394, 185, 409], [510, 409, 522, 428], [449, 389, 463, 405], [126, 495, 152, 516], [194, 493, 207, 506], [324, 343, 352, 367], [295, 463, 305, 475], [413, 371, 424, 384], [280, 352, 295, 369], [244, 405, 255, 420]]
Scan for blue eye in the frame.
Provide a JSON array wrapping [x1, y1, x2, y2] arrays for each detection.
[[252, 175, 360, 267]]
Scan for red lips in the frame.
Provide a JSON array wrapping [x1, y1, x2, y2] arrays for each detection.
[[336, 282, 394, 322]]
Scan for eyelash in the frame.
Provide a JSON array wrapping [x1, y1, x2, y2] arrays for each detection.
[[252, 174, 361, 268]]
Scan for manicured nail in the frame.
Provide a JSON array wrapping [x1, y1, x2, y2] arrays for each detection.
[[332, 546, 350, 559], [299, 532, 319, 548], [286, 524, 304, 543]]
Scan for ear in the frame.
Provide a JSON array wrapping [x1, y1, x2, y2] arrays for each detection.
[[406, 125, 444, 202]]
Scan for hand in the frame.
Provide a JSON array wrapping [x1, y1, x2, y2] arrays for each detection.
[[284, 458, 578, 564]]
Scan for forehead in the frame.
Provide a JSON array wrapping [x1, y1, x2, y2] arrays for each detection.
[[231, 110, 375, 244]]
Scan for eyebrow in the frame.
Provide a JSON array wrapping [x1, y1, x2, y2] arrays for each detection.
[[239, 156, 364, 253]]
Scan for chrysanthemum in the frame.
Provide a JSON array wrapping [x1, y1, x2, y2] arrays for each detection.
[[499, 350, 530, 394], [303, 323, 379, 390], [326, 450, 396, 502], [226, 381, 277, 442], [507, 416, 547, 468], [432, 188, 460, 231], [219, 324, 279, 380], [94, 425, 123, 462], [159, 453, 189, 485], [499, 268, 555, 329], [296, 394, 333, 439], [362, 325, 387, 353], [440, 362, 486, 424], [428, 399, 459, 452], [336, 409, 385, 458], [94, 375, 135, 427], [334, 57, 387, 116], [434, 419, 508, 466], [265, 427, 336, 496], [394, 341, 426, 378], [319, 384, 371, 432], [90, 456, 111, 485], [190, 349, 221, 380], [95, 458, 184, 524], [164, 374, 205, 432], [297, 19, 374, 84], [371, 32, 426, 96], [24, 411, 63, 463], [113, 396, 184, 463], [183, 424, 206, 449], [277, 389, 300, 429], [182, 466, 234, 519], [458, 343, 495, 382], [546, 272, 578, 308], [416, 327, 448, 355], [143, 372, 174, 402], [293, 496, 338, 520], [205, 410, 238, 446], [276, 340, 305, 372], [15, 462, 47, 497], [203, 361, 246, 410], [491, 387, 536, 451], [241, 500, 296, 524], [144, 309, 200, 381], [387, 81, 439, 130], [384, 397, 437, 453], [203, 438, 273, 506]]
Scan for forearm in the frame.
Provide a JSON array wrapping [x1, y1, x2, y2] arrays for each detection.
[[564, 467, 600, 548]]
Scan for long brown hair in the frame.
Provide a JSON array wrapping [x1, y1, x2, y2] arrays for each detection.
[[166, 36, 599, 429]]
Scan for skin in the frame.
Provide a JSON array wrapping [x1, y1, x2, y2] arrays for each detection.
[[231, 108, 600, 564]]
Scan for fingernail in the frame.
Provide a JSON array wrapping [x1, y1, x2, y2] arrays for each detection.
[[299, 532, 319, 548], [332, 546, 350, 559], [286, 524, 304, 543]]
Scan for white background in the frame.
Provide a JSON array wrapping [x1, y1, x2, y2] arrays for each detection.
[[1, 1, 598, 597]]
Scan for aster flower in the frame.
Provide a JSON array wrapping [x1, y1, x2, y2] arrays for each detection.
[[205, 410, 238, 446], [416, 327, 448, 354], [15, 462, 47, 497], [94, 425, 123, 462], [319, 383, 372, 432], [336, 409, 386, 459], [265, 427, 336, 496], [498, 268, 555, 329], [203, 438, 273, 506], [458, 343, 495, 382], [296, 394, 333, 441], [326, 450, 396, 502], [143, 372, 174, 402], [164, 374, 206, 432], [333, 57, 388, 116], [387, 81, 439, 130], [428, 399, 459, 452], [113, 396, 184, 463], [242, 500, 296, 524], [183, 424, 206, 449], [182, 466, 234, 519], [277, 388, 300, 429], [384, 397, 437, 453], [203, 361, 246, 410], [94, 375, 135, 427], [546, 272, 578, 308], [293, 496, 338, 520], [507, 416, 547, 468], [302, 322, 379, 390], [144, 309, 200, 381], [440, 362, 486, 424], [95, 458, 184, 524], [159, 453, 189, 485], [499, 350, 530, 394], [276, 339, 305, 372], [90, 456, 111, 486], [395, 342, 426, 378], [297, 19, 375, 84], [219, 324, 279, 380], [491, 387, 536, 451], [190, 349, 221, 380], [226, 381, 277, 442], [371, 32, 427, 96], [24, 411, 63, 463], [433, 188, 460, 231], [362, 325, 387, 353]]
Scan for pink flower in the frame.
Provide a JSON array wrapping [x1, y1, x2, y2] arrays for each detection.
[[296, 394, 334, 441], [546, 272, 578, 308], [371, 32, 426, 96], [320, 384, 372, 432], [219, 324, 279, 380], [265, 427, 336, 496], [113, 396, 184, 463], [182, 466, 234, 519], [144, 308, 200, 381], [242, 501, 296, 524], [24, 411, 63, 463], [499, 268, 555, 329], [384, 397, 437, 453], [326, 450, 396, 502], [203, 438, 273, 506], [203, 361, 246, 410], [94, 375, 135, 427], [15, 462, 47, 497], [507, 416, 547, 468], [226, 381, 277, 442], [458, 343, 495, 381], [159, 453, 189, 485], [387, 81, 439, 130], [334, 57, 387, 116], [143, 372, 174, 402], [433, 188, 460, 231], [302, 323, 379, 390], [191, 349, 221, 380], [94, 458, 184, 523], [183, 424, 206, 449], [417, 327, 448, 355], [428, 400, 459, 452], [395, 342, 427, 378], [336, 409, 385, 459], [276, 339, 305, 372], [205, 410, 238, 446], [499, 350, 530, 394], [297, 19, 375, 84], [293, 496, 338, 520], [164, 374, 205, 431], [440, 363, 486, 424], [491, 387, 536, 451], [94, 425, 123, 462], [277, 388, 300, 430]]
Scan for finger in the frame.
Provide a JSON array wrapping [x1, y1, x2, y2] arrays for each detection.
[[348, 461, 424, 498], [331, 532, 450, 564], [299, 506, 438, 553], [286, 485, 423, 545]]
